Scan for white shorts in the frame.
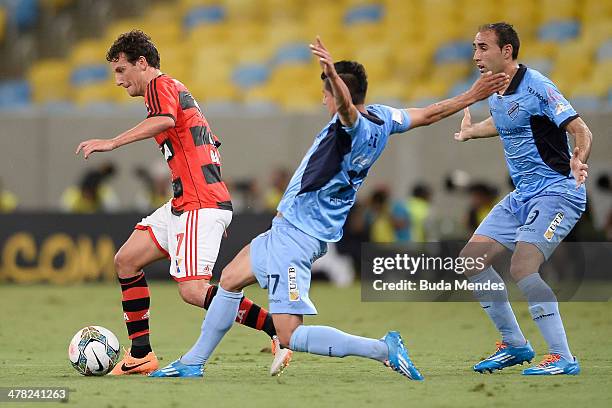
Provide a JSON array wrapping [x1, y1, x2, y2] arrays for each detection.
[[135, 201, 232, 282]]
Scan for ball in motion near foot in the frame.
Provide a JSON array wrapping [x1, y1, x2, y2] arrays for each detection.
[[68, 326, 120, 376]]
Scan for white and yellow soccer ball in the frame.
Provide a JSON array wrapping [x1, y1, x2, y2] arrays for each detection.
[[68, 326, 120, 376]]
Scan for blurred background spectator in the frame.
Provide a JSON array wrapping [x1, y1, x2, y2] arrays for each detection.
[[60, 161, 119, 213], [0, 177, 18, 212]]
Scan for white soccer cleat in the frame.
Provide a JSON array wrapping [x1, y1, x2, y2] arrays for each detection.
[[270, 336, 293, 376]]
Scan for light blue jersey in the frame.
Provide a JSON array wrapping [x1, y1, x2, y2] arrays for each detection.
[[488, 64, 586, 212], [278, 104, 412, 242]]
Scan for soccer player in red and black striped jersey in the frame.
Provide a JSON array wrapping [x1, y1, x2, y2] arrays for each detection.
[[76, 30, 288, 375]]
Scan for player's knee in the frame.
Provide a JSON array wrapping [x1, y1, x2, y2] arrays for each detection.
[[178, 281, 210, 307], [509, 259, 531, 281], [219, 267, 242, 292], [114, 251, 138, 279]]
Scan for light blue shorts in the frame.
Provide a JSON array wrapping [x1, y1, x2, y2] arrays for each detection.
[[475, 193, 584, 259], [250, 217, 327, 315]]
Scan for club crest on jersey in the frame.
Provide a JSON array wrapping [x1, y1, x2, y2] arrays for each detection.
[[507, 101, 519, 120], [544, 212, 564, 241], [288, 267, 300, 301]]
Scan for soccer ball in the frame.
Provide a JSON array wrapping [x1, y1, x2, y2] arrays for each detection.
[[68, 326, 120, 376]]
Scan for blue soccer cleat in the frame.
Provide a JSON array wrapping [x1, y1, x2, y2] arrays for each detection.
[[148, 359, 204, 378], [473, 341, 535, 373], [522, 354, 580, 376], [382, 331, 424, 381]]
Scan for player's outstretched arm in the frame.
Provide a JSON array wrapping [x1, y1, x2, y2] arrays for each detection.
[[565, 117, 593, 188], [310, 36, 359, 127], [405, 71, 509, 130], [453, 108, 498, 142], [76, 116, 174, 159]]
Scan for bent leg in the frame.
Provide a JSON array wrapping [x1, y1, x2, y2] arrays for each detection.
[[180, 244, 257, 365]]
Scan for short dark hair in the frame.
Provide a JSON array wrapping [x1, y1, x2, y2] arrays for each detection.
[[106, 30, 160, 69], [321, 60, 368, 105], [478, 22, 520, 60]]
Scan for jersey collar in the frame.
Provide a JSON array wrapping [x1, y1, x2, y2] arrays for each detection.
[[502, 64, 527, 96]]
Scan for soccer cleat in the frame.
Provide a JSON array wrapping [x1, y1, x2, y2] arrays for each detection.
[[270, 335, 293, 376], [473, 341, 535, 374], [148, 359, 204, 378], [522, 354, 580, 376], [382, 331, 424, 381], [109, 347, 159, 375]]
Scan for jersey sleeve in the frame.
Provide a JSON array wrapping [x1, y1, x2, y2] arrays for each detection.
[[532, 77, 579, 128], [386, 106, 411, 134], [145, 76, 178, 122], [341, 112, 366, 136]]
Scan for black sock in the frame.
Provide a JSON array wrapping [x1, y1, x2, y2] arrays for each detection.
[[131, 334, 152, 358]]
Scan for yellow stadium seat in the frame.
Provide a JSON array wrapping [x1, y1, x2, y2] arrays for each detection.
[[243, 83, 278, 105], [539, 0, 578, 23], [191, 81, 240, 104], [580, 0, 612, 23], [579, 21, 612, 46], [367, 79, 409, 103], [225, 0, 266, 21], [187, 22, 231, 46], [430, 62, 471, 85], [0, 7, 5, 43], [70, 39, 110, 66], [520, 41, 558, 60], [105, 19, 144, 44], [178, 0, 220, 15], [410, 79, 451, 101], [40, 0, 73, 11], [72, 82, 115, 106], [28, 59, 71, 103], [265, 22, 309, 48]]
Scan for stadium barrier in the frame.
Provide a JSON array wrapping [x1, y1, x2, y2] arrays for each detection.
[[0, 212, 274, 284]]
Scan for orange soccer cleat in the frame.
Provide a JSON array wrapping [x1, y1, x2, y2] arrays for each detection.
[[109, 347, 159, 376]]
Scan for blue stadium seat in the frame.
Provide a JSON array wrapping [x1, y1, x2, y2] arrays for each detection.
[[273, 42, 311, 66], [0, 79, 31, 110], [538, 20, 580, 42], [344, 4, 383, 25], [524, 58, 553, 76], [0, 0, 38, 30], [70, 64, 108, 86], [183, 5, 225, 30], [232, 63, 270, 89], [597, 38, 612, 60], [435, 41, 473, 63], [570, 95, 603, 112]]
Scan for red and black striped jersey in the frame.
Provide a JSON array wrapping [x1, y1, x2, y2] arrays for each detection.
[[144, 74, 231, 214]]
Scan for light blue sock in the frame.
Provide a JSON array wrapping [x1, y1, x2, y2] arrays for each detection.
[[517, 273, 573, 361], [289, 325, 388, 362], [468, 266, 526, 347], [180, 287, 243, 365]]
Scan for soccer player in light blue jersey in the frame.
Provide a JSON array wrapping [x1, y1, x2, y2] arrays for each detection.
[[150, 36, 509, 380], [454, 23, 592, 376]]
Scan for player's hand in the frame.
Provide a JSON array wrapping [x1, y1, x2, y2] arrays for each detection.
[[570, 146, 588, 188], [454, 108, 473, 142], [75, 139, 116, 159], [310, 36, 337, 79], [469, 71, 510, 101]]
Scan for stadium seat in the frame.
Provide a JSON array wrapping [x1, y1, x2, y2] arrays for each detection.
[[232, 63, 271, 89], [570, 95, 603, 112], [183, 4, 225, 30], [70, 39, 109, 66], [597, 39, 612, 61], [435, 41, 473, 64], [3, 0, 38, 30], [539, 0, 579, 22], [27, 59, 71, 103], [0, 7, 5, 43], [273, 42, 311, 66], [70, 64, 108, 86], [344, 4, 384, 25], [538, 20, 580, 43], [523, 58, 553, 76], [0, 80, 31, 110]]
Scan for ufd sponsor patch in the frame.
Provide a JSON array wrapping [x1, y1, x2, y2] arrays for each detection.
[[288, 266, 300, 301], [544, 212, 564, 241]]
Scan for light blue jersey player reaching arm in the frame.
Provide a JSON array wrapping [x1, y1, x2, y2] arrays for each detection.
[[455, 23, 592, 376], [150, 36, 509, 380]]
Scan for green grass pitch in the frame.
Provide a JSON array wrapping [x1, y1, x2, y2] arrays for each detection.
[[0, 283, 610, 407]]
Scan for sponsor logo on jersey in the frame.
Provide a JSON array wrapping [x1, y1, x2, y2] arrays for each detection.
[[288, 266, 300, 301], [544, 212, 564, 241], [391, 108, 403, 124], [525, 209, 539, 225]]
